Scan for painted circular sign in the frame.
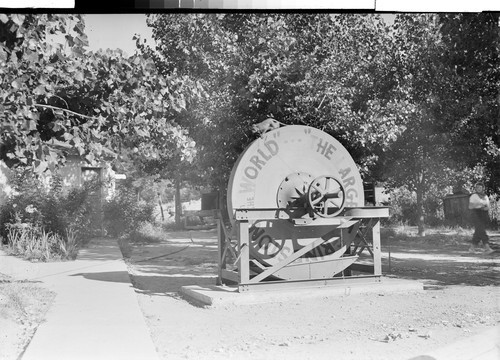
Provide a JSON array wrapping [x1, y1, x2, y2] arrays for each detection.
[[226, 125, 365, 268], [227, 125, 364, 215]]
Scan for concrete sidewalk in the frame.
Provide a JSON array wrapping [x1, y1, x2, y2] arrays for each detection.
[[409, 326, 500, 360], [0, 238, 159, 360]]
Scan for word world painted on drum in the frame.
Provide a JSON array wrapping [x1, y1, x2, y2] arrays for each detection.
[[237, 131, 360, 208]]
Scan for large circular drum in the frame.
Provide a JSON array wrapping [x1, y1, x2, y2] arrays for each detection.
[[227, 125, 365, 269], [227, 125, 365, 215]]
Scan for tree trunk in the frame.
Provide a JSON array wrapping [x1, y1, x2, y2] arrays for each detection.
[[416, 172, 426, 237], [158, 192, 165, 221], [217, 184, 228, 223], [174, 176, 182, 228]]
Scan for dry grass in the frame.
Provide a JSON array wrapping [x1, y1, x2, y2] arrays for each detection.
[[381, 225, 474, 246], [128, 221, 172, 245], [0, 273, 55, 360], [5, 224, 79, 262]]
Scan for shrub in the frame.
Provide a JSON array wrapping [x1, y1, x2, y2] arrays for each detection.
[[5, 220, 68, 261], [386, 187, 418, 225], [0, 169, 97, 261], [57, 185, 96, 243], [386, 186, 447, 226], [103, 185, 155, 237], [128, 221, 165, 244]]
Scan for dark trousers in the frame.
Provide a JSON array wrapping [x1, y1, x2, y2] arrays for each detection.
[[471, 209, 490, 245]]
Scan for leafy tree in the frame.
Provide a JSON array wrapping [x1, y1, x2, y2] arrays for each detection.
[[378, 13, 499, 234], [436, 13, 500, 193], [137, 150, 201, 226], [0, 14, 200, 176], [106, 120, 199, 227], [139, 13, 497, 231], [375, 14, 449, 235], [140, 14, 404, 194]]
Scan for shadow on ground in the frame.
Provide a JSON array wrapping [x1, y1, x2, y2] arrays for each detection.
[[381, 235, 499, 287], [130, 274, 216, 295], [122, 231, 219, 296], [70, 271, 132, 283], [77, 238, 124, 262], [123, 229, 500, 296]]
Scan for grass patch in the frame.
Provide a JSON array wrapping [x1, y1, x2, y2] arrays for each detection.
[[382, 225, 474, 246], [127, 221, 173, 245], [0, 273, 55, 359], [0, 273, 55, 322], [117, 222, 169, 259], [4, 223, 79, 262]]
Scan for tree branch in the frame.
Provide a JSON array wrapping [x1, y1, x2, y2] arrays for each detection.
[[51, 95, 69, 109], [34, 103, 97, 120], [317, 94, 327, 110]]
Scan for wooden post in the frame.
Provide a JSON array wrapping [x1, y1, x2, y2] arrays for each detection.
[[216, 217, 225, 285], [372, 219, 382, 276], [238, 221, 250, 284]]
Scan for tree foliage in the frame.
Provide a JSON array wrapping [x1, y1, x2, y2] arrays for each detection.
[[383, 13, 500, 194], [140, 13, 499, 230], [0, 14, 200, 176], [3, 13, 497, 230], [437, 13, 500, 193], [141, 14, 408, 191], [376, 13, 499, 233]]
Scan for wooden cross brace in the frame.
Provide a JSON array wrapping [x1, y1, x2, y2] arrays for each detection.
[[351, 218, 376, 256]]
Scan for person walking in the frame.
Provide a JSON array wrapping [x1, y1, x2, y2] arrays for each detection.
[[468, 182, 494, 254]]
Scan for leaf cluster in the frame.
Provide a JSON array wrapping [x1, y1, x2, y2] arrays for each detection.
[[143, 14, 405, 188], [0, 14, 201, 177]]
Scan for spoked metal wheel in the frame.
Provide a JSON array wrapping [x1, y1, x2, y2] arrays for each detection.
[[307, 176, 345, 218]]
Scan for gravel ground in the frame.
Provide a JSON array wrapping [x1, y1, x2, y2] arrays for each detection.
[[124, 229, 500, 360], [1, 228, 497, 360]]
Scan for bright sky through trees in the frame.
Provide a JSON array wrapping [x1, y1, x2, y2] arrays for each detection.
[[84, 14, 153, 55], [83, 13, 398, 55]]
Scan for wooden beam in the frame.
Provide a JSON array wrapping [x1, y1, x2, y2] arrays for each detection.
[[249, 237, 325, 283], [373, 219, 382, 275], [238, 221, 250, 284]]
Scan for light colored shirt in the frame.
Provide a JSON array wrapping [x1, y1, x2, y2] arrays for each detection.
[[469, 193, 490, 210]]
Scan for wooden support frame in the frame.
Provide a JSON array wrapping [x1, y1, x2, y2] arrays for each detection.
[[238, 275, 383, 292], [249, 237, 326, 283], [238, 221, 250, 284], [351, 218, 375, 256], [217, 208, 388, 292], [349, 218, 382, 276]]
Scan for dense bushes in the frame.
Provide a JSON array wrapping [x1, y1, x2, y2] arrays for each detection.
[[386, 185, 498, 228], [1, 168, 158, 261], [103, 185, 155, 237], [0, 170, 97, 261], [386, 187, 446, 227]]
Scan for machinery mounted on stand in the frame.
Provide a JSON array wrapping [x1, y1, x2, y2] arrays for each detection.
[[217, 125, 389, 292]]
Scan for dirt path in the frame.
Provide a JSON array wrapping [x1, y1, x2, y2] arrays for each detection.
[[124, 229, 500, 360]]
